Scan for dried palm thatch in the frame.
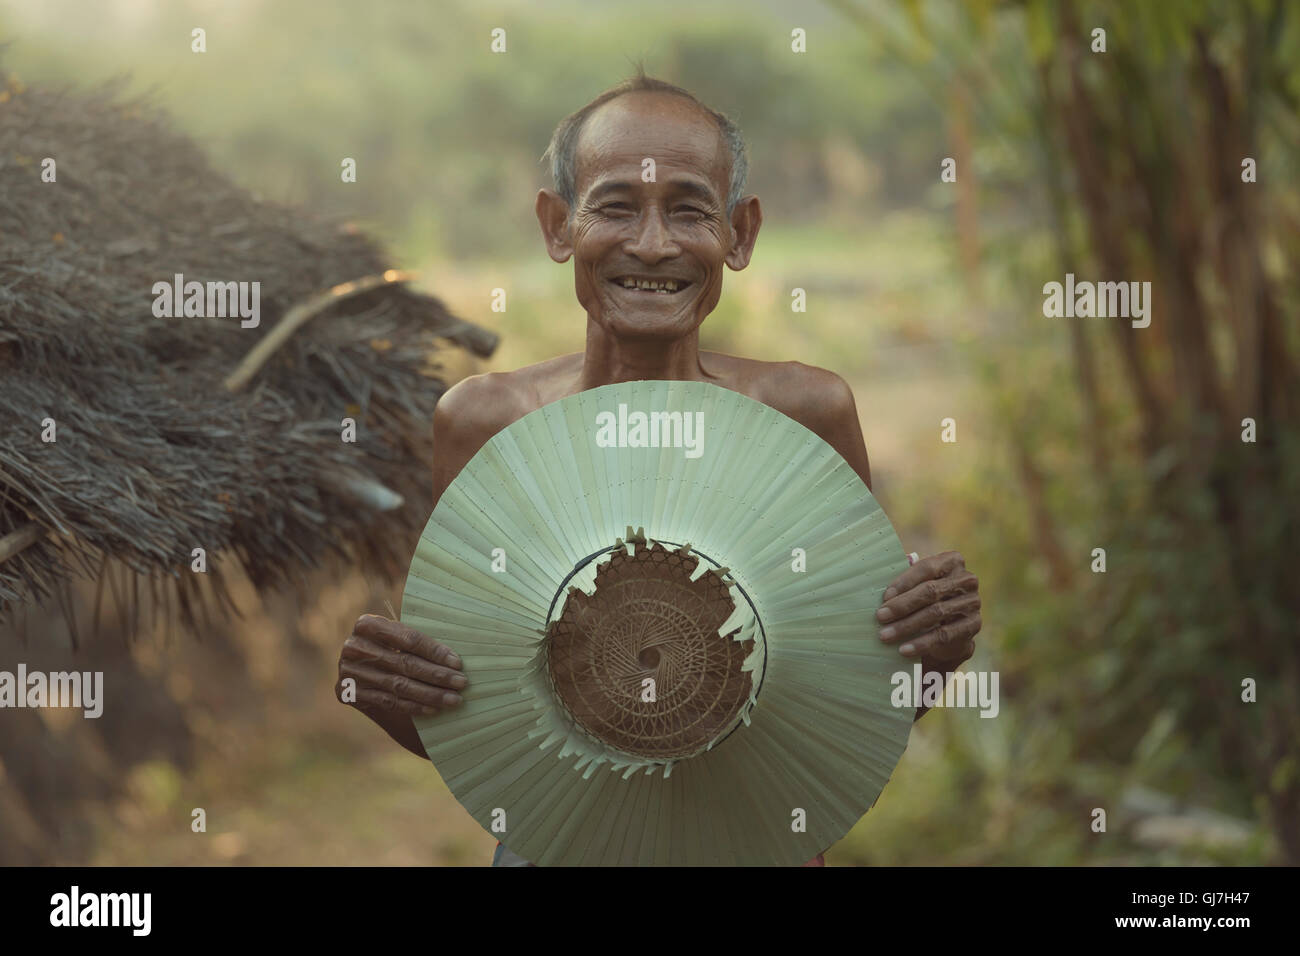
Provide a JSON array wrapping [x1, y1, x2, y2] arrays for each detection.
[[0, 70, 499, 642]]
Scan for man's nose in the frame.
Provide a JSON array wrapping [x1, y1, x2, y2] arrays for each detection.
[[623, 206, 679, 263]]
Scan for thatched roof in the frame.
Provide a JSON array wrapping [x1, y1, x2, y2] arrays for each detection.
[[0, 70, 498, 640]]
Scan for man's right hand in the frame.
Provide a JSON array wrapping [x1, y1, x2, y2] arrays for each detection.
[[336, 614, 467, 755]]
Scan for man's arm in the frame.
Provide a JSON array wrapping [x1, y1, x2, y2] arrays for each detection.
[[785, 365, 980, 722], [336, 373, 520, 757]]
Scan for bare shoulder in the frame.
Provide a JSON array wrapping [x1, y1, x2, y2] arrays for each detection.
[[433, 369, 533, 442], [742, 358, 871, 487], [746, 359, 857, 434], [432, 352, 580, 453], [430, 370, 536, 506]]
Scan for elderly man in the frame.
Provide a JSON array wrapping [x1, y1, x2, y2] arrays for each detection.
[[336, 73, 982, 866]]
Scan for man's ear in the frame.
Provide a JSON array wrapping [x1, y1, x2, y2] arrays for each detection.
[[724, 195, 763, 271], [536, 189, 573, 263]]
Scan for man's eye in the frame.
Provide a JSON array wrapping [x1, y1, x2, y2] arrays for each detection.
[[675, 206, 705, 216], [601, 203, 631, 212]]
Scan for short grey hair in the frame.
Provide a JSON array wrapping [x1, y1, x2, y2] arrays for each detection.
[[542, 70, 749, 217]]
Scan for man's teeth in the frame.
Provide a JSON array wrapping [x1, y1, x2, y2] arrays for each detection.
[[616, 277, 683, 293]]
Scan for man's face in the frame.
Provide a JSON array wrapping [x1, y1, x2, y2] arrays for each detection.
[[565, 92, 735, 339]]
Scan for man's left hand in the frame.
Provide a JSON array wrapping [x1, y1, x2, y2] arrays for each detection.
[[875, 551, 980, 666]]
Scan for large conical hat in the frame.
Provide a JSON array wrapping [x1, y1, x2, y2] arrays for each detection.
[[402, 379, 911, 865]]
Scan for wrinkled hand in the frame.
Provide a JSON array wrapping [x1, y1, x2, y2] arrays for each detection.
[[336, 614, 467, 717], [875, 551, 979, 666]]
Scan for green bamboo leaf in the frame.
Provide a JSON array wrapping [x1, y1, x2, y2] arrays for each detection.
[[1133, 709, 1178, 765], [1026, 0, 1055, 64], [968, 0, 996, 36], [901, 0, 927, 40]]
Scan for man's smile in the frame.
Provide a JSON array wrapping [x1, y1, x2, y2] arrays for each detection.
[[607, 275, 694, 296]]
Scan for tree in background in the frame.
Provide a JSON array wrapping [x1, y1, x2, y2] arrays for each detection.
[[831, 0, 1299, 862]]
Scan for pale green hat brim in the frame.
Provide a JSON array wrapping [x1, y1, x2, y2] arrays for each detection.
[[403, 379, 911, 865]]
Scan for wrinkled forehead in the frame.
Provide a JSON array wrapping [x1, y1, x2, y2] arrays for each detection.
[[573, 92, 730, 201]]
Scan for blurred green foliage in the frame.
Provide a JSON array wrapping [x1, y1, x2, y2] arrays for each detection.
[[1, 0, 949, 255], [835, 0, 1299, 865]]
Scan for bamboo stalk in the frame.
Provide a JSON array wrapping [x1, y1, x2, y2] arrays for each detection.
[[224, 270, 416, 393], [0, 522, 45, 565]]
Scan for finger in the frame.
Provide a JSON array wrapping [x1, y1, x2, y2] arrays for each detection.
[[353, 614, 463, 670], [343, 658, 465, 709], [353, 687, 441, 717], [897, 613, 981, 659], [911, 638, 976, 669], [879, 551, 966, 605], [878, 590, 981, 643], [878, 568, 978, 624], [339, 659, 465, 710], [342, 633, 468, 691]]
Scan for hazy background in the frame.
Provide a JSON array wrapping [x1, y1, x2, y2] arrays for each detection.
[[1, 0, 1295, 865]]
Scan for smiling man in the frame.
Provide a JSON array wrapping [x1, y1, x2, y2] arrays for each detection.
[[336, 72, 982, 866]]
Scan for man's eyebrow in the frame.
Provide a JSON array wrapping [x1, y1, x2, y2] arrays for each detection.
[[667, 178, 719, 203], [586, 180, 636, 201], [584, 177, 720, 203]]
